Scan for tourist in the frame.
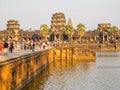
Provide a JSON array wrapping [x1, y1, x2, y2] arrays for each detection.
[[42, 42, 46, 49], [26, 41, 30, 50], [39, 41, 42, 49], [31, 42, 35, 52], [3, 41, 8, 56], [35, 42, 39, 50], [0, 42, 3, 54], [9, 42, 14, 53], [24, 41, 27, 50], [20, 41, 24, 50]]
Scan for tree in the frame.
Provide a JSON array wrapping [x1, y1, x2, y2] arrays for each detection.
[[110, 26, 119, 34], [40, 24, 48, 35], [40, 24, 48, 40], [76, 23, 86, 43], [110, 26, 119, 42], [64, 24, 74, 41]]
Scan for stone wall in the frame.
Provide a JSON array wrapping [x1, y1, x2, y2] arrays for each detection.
[[0, 49, 53, 90], [54, 48, 96, 61]]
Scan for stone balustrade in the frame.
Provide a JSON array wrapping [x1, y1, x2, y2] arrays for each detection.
[[0, 49, 53, 90]]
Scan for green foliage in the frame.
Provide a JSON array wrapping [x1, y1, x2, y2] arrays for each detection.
[[110, 26, 119, 34], [40, 24, 48, 35], [76, 23, 86, 36], [64, 25, 74, 35]]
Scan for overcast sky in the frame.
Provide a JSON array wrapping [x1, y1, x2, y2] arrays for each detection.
[[0, 0, 120, 30]]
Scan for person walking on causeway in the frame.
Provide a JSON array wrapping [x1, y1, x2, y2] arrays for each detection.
[[9, 42, 14, 53], [3, 41, 8, 56]]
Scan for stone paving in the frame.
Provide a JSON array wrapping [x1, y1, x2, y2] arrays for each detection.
[[0, 46, 53, 62]]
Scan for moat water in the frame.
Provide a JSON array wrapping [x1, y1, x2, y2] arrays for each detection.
[[23, 51, 120, 90]]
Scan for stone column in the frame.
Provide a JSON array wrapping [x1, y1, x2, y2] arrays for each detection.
[[60, 49, 62, 60], [107, 35, 109, 42], [54, 35, 56, 41], [103, 35, 104, 44]]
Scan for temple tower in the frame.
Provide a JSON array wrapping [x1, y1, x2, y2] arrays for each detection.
[[51, 12, 66, 31], [98, 23, 111, 43], [68, 18, 73, 26], [50, 12, 66, 41], [7, 20, 20, 41]]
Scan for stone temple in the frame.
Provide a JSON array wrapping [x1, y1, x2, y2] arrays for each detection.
[[50, 12, 66, 41], [7, 20, 20, 41], [51, 12, 66, 32], [0, 12, 120, 44]]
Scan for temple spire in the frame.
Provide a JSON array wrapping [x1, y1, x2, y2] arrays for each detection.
[[68, 18, 73, 27]]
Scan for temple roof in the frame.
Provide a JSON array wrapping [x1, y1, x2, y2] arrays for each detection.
[[68, 18, 73, 27]]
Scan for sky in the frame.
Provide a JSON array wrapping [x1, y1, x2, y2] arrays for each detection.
[[0, 0, 120, 30]]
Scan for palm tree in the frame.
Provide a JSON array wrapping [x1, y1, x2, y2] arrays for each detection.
[[110, 26, 119, 34], [110, 26, 119, 41], [64, 24, 74, 41], [40, 24, 48, 40], [76, 23, 86, 43]]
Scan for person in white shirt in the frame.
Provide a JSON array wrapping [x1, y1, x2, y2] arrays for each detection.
[[42, 42, 46, 49]]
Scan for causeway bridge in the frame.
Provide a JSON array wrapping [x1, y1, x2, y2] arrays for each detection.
[[0, 43, 120, 90]]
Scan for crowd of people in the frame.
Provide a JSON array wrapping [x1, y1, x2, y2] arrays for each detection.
[[0, 40, 51, 56]]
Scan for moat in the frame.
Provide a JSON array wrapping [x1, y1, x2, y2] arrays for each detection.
[[22, 51, 120, 90]]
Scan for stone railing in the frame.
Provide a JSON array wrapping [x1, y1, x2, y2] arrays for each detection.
[[0, 49, 53, 90], [54, 43, 120, 51]]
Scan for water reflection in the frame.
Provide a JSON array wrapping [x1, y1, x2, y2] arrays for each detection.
[[23, 52, 120, 90], [22, 65, 51, 90]]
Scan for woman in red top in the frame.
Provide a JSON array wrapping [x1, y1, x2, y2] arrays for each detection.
[[0, 42, 3, 54]]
